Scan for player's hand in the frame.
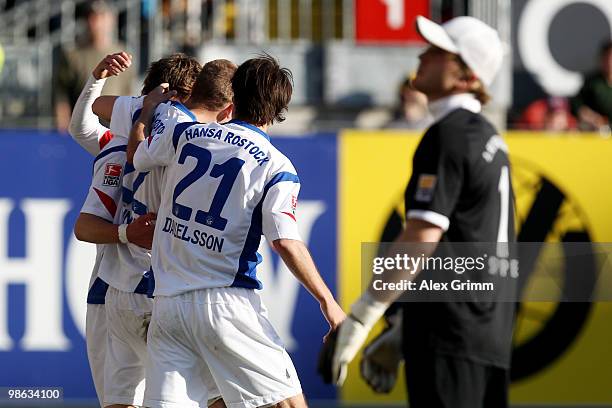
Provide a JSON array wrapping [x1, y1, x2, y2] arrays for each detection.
[[143, 83, 177, 110], [320, 299, 346, 343], [126, 212, 157, 249], [318, 293, 388, 386], [360, 310, 403, 393], [93, 51, 132, 80]]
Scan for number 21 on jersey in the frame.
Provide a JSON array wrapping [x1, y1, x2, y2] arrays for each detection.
[[172, 143, 245, 232]]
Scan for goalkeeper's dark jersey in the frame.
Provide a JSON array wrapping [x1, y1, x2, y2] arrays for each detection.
[[402, 105, 517, 368]]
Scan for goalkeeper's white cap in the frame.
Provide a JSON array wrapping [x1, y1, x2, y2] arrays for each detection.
[[415, 15, 503, 87]]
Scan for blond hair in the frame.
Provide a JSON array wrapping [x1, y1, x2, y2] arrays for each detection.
[[457, 58, 491, 105]]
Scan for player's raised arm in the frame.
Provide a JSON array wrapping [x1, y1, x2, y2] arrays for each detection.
[[90, 51, 132, 122], [128, 84, 176, 165], [69, 52, 131, 155]]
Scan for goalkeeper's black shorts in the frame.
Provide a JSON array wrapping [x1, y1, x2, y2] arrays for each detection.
[[403, 351, 509, 408]]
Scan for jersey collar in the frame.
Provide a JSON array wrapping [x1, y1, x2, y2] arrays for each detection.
[[170, 101, 197, 121], [227, 120, 271, 141], [428, 93, 481, 124]]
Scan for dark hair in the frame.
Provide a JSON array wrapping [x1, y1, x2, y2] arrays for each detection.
[[189, 59, 237, 111], [231, 54, 293, 126], [142, 53, 202, 101]]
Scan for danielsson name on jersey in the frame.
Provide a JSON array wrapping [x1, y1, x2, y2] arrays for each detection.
[[133, 118, 302, 297]]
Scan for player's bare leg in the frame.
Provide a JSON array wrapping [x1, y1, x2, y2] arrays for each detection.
[[264, 393, 308, 408]]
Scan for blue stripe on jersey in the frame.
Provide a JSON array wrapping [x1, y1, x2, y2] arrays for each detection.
[[227, 119, 271, 141], [131, 108, 142, 125], [132, 171, 150, 193], [266, 171, 300, 187], [171, 101, 197, 121], [233, 171, 300, 289], [124, 162, 135, 175], [93, 144, 126, 166], [122, 170, 149, 215], [87, 277, 109, 304], [146, 268, 156, 298], [132, 199, 148, 216], [172, 122, 198, 150], [122, 187, 133, 205], [88, 273, 154, 302], [134, 269, 155, 296]]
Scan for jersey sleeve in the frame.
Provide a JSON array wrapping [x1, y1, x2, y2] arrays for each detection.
[[404, 127, 465, 231], [262, 172, 302, 242], [69, 75, 109, 156], [80, 147, 126, 222], [110, 96, 142, 137], [132, 107, 183, 171]]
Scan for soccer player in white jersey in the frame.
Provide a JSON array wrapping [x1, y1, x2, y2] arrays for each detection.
[[74, 134, 156, 408], [69, 51, 140, 407], [75, 55, 236, 407], [96, 58, 238, 408], [129, 55, 346, 408], [70, 53, 201, 408]]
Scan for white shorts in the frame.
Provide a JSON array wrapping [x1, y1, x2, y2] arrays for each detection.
[[86, 303, 106, 408], [103, 286, 153, 407], [145, 287, 302, 408]]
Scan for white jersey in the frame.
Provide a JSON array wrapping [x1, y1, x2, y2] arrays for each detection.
[[111, 97, 197, 215], [133, 118, 302, 296], [105, 97, 198, 294], [80, 137, 127, 302], [79, 136, 149, 293]]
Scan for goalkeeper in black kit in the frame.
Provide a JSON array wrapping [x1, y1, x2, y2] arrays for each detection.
[[320, 15, 517, 408]]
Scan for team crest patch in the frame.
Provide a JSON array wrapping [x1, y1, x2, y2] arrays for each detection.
[[415, 174, 437, 202], [103, 163, 122, 187]]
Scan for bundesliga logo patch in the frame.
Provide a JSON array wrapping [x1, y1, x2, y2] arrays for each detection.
[[415, 174, 437, 202], [103, 163, 122, 187]]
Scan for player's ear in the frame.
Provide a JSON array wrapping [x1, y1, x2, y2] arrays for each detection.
[[217, 103, 234, 123], [456, 67, 478, 93]]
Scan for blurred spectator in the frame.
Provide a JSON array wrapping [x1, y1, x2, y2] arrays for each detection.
[[518, 96, 576, 131], [571, 40, 612, 132], [385, 76, 432, 129], [53, 0, 135, 132]]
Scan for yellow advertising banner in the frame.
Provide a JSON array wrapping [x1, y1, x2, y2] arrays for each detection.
[[339, 130, 612, 404]]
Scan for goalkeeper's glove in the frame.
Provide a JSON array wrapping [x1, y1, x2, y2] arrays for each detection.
[[320, 292, 388, 386], [360, 309, 403, 393]]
